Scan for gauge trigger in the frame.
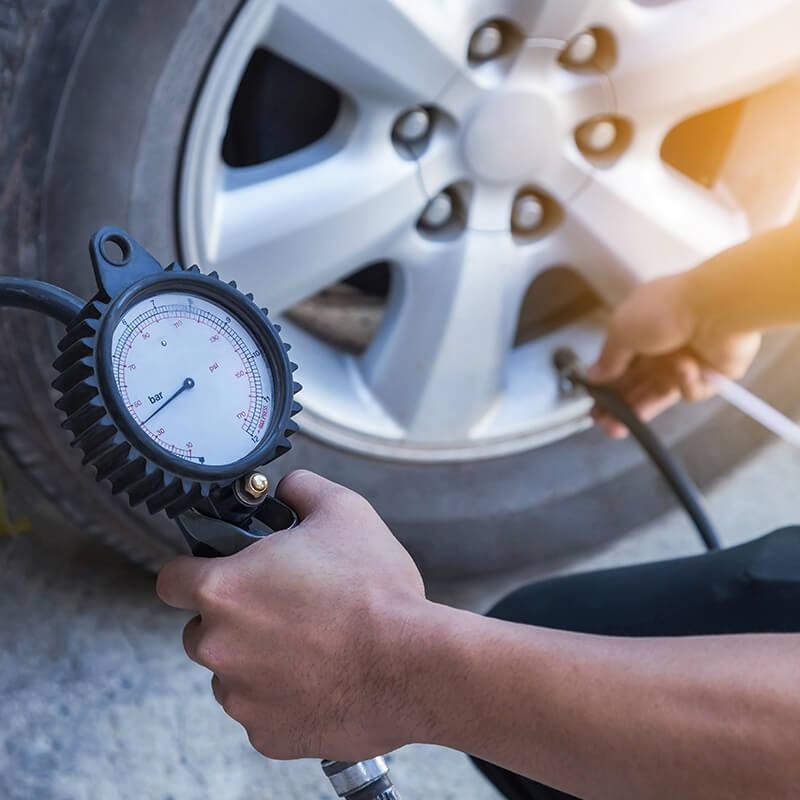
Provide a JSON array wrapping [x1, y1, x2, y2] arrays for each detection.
[[177, 496, 298, 558]]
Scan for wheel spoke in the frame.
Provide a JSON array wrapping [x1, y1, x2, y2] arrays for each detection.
[[264, 0, 464, 108], [361, 235, 529, 441], [611, 0, 800, 130], [205, 135, 425, 313], [568, 156, 749, 301]]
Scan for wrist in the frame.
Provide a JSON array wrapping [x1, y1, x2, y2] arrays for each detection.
[[682, 251, 751, 337], [376, 598, 485, 749], [667, 269, 705, 337]]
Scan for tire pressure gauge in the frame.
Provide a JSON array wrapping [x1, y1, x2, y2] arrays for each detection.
[[52, 227, 301, 522]]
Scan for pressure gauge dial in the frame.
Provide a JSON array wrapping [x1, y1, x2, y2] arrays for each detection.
[[52, 228, 300, 517], [110, 292, 275, 467]]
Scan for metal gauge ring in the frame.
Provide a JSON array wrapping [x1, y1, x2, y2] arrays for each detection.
[[53, 227, 301, 517]]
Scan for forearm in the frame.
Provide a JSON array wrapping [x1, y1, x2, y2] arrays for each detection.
[[686, 221, 800, 335], [409, 603, 800, 800]]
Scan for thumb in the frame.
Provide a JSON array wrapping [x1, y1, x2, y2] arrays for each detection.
[[276, 469, 347, 520], [587, 327, 635, 383]]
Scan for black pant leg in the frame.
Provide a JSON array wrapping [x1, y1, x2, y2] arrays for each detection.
[[471, 527, 800, 800]]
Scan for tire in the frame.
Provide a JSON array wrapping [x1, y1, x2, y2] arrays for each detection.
[[1, 0, 798, 576]]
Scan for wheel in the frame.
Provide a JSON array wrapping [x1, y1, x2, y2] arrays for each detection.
[[2, 0, 800, 575]]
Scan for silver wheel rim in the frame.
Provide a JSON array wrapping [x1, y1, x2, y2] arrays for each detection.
[[180, 0, 800, 463]]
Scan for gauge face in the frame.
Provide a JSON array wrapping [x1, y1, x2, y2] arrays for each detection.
[[110, 292, 274, 467]]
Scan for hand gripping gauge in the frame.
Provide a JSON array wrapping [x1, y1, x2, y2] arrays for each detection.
[[1, 226, 399, 800]]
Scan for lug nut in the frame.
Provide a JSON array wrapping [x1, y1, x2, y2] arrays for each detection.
[[393, 107, 431, 144], [512, 193, 545, 233], [564, 30, 598, 65], [469, 22, 504, 61], [578, 119, 618, 153], [420, 191, 454, 229]]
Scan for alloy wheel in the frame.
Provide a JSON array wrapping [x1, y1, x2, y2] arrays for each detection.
[[180, 0, 800, 462]]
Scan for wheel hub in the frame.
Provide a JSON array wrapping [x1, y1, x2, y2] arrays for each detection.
[[462, 89, 558, 186]]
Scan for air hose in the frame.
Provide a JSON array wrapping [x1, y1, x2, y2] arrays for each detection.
[[553, 348, 722, 552], [0, 277, 84, 325]]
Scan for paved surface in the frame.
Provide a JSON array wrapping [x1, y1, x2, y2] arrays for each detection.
[[2, 437, 799, 800]]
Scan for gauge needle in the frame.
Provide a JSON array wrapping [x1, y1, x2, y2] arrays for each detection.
[[142, 377, 195, 425]]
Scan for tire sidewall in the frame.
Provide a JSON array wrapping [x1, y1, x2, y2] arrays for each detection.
[[0, 0, 245, 563]]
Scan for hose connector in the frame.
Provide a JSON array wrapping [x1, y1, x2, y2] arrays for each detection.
[[322, 758, 400, 800], [552, 347, 587, 390]]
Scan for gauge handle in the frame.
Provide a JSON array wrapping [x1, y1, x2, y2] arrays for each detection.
[[176, 496, 298, 558]]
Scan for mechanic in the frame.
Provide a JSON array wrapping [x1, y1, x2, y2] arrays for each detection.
[[157, 222, 800, 800]]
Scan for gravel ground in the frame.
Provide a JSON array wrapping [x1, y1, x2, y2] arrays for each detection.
[[2, 435, 799, 800]]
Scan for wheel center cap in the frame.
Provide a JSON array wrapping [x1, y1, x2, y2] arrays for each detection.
[[462, 90, 558, 184]]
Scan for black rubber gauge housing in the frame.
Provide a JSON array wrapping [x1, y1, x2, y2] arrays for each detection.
[[52, 227, 301, 517]]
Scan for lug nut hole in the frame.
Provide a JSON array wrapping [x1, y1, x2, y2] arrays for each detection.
[[467, 19, 523, 67], [417, 186, 467, 239], [392, 106, 434, 157], [511, 188, 562, 241], [559, 27, 617, 72], [575, 116, 633, 165]]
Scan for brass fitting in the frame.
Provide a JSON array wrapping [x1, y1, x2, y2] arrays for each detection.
[[243, 471, 269, 500]]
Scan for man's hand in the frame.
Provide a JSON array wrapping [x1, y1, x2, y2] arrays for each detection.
[[588, 274, 761, 437], [156, 470, 428, 761]]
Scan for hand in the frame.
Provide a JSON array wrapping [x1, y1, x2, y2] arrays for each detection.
[[156, 470, 428, 761], [588, 274, 761, 437]]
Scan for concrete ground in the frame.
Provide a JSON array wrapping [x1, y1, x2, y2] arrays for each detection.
[[2, 436, 799, 800]]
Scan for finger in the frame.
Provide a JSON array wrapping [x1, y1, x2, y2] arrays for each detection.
[[671, 354, 709, 402], [591, 352, 677, 436], [632, 384, 682, 423], [586, 327, 636, 384], [591, 403, 630, 438], [156, 555, 214, 611], [590, 404, 608, 424], [591, 360, 653, 434], [597, 376, 673, 438], [182, 615, 204, 664], [276, 469, 346, 520], [602, 418, 630, 439], [591, 400, 630, 438]]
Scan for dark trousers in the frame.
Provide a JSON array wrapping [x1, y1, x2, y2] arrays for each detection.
[[471, 527, 800, 800]]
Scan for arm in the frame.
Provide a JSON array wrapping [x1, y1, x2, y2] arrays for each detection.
[[156, 471, 800, 800], [415, 604, 800, 800], [688, 221, 800, 334]]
